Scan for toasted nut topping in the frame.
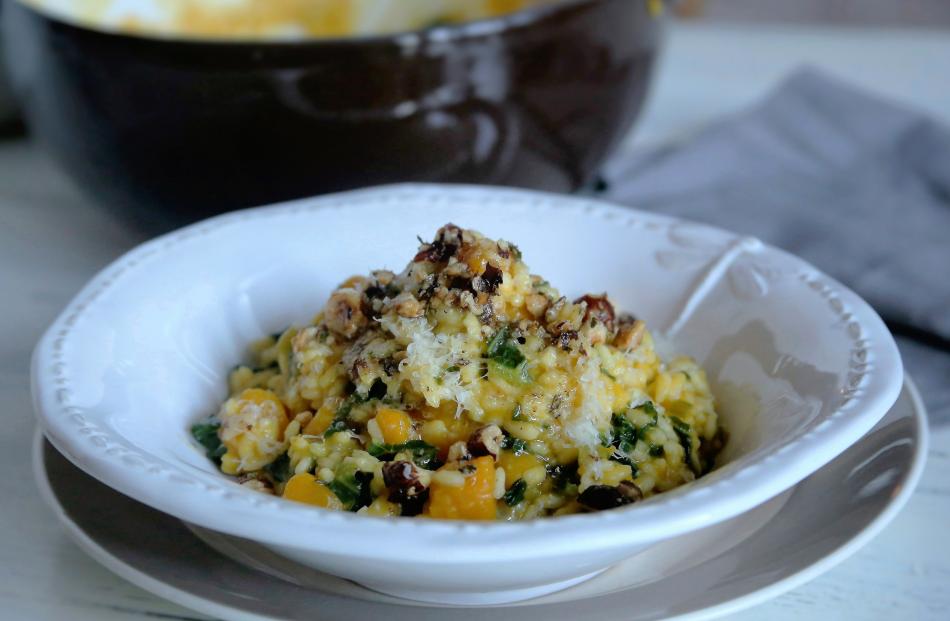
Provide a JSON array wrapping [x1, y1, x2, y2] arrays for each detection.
[[576, 294, 616, 331], [325, 288, 367, 339], [467, 424, 504, 460], [473, 264, 503, 295], [413, 223, 462, 263], [237, 475, 274, 495], [382, 460, 429, 497], [372, 270, 395, 286], [392, 292, 424, 318], [525, 293, 549, 318], [447, 441, 472, 463], [555, 330, 579, 350], [578, 482, 642, 511], [614, 318, 646, 350], [617, 480, 643, 503]]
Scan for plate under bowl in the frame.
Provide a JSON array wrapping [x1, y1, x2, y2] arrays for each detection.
[[31, 184, 903, 602], [32, 377, 927, 619]]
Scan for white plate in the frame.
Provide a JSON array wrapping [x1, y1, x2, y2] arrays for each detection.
[[33, 377, 927, 621], [31, 184, 903, 601]]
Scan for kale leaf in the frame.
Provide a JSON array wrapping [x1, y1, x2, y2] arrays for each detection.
[[191, 421, 226, 464], [486, 326, 525, 368], [504, 479, 527, 507], [368, 440, 440, 470], [669, 415, 696, 473], [264, 453, 292, 483], [501, 435, 528, 455], [328, 465, 374, 511]]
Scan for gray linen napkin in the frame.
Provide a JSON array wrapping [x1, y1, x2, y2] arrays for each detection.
[[603, 67, 950, 344]]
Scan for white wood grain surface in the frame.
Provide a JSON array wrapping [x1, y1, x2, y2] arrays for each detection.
[[1, 21, 948, 621]]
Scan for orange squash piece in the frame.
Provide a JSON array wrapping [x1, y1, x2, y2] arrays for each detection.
[[498, 451, 544, 489], [303, 402, 336, 436], [375, 407, 413, 444], [427, 456, 496, 520], [282, 473, 343, 510]]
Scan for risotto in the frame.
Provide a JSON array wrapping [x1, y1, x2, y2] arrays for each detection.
[[192, 225, 725, 520]]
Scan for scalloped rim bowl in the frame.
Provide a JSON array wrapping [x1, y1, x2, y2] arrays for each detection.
[[31, 184, 902, 605]]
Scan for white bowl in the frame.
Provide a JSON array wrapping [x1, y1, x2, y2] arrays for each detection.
[[31, 184, 902, 605]]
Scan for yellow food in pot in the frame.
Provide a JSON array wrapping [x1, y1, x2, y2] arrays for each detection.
[[25, 0, 563, 40]]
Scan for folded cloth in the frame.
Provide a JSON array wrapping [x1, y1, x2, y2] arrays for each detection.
[[603, 67, 950, 344]]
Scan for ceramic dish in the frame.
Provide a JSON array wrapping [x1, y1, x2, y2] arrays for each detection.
[[32, 377, 928, 620], [31, 184, 903, 604], [3, 0, 658, 227], [0, 0, 20, 125]]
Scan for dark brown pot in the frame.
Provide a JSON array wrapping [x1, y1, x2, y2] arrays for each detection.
[[3, 0, 659, 228]]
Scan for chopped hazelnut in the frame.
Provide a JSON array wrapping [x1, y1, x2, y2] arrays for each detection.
[[575, 294, 616, 331], [325, 288, 367, 339], [578, 482, 642, 510], [467, 424, 504, 460], [614, 318, 646, 350], [525, 293, 549, 318], [447, 441, 472, 463], [382, 461, 430, 497], [392, 292, 424, 318]]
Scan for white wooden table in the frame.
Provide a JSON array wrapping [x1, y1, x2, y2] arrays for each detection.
[[1, 21, 948, 620]]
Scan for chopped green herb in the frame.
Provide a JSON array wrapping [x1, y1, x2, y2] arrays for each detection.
[[609, 451, 639, 476], [608, 450, 632, 466], [191, 421, 226, 463], [699, 426, 728, 475], [324, 395, 360, 437], [324, 380, 388, 438], [669, 416, 696, 473], [488, 359, 532, 386], [637, 401, 658, 416], [606, 414, 640, 473], [600, 367, 617, 381], [507, 243, 523, 260], [549, 463, 580, 492], [504, 479, 527, 506], [445, 365, 460, 373], [610, 413, 637, 448], [649, 444, 665, 457], [486, 326, 526, 368], [323, 418, 349, 437], [368, 440, 440, 470], [264, 453, 292, 483], [670, 415, 691, 436], [327, 465, 374, 511], [636, 421, 658, 442], [501, 436, 528, 454]]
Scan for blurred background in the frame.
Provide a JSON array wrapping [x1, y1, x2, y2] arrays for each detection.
[[1, 0, 948, 230], [674, 0, 950, 27]]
